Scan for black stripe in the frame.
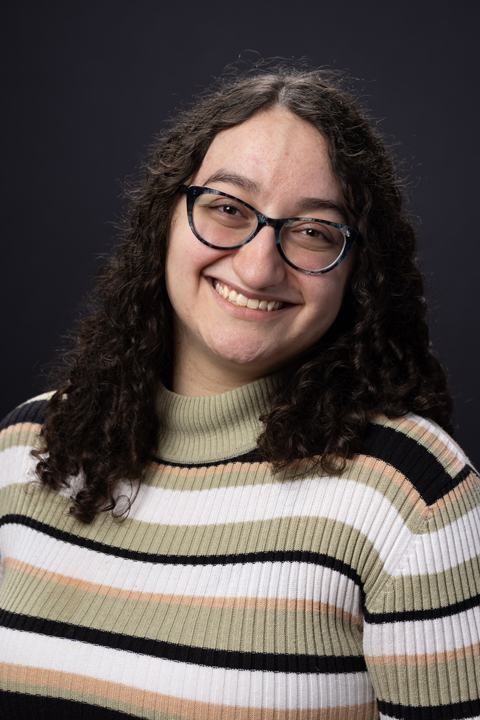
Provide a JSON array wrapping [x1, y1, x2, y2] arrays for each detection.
[[0, 513, 363, 586], [362, 423, 472, 505], [364, 590, 480, 624], [152, 446, 266, 468], [3, 693, 479, 720], [0, 691, 138, 719], [0, 609, 367, 674], [378, 697, 480, 720], [0, 399, 48, 432]]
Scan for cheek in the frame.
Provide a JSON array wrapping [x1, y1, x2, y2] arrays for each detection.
[[165, 225, 225, 314], [165, 214, 201, 290], [304, 270, 350, 319]]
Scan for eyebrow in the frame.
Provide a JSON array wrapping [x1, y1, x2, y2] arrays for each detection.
[[295, 197, 348, 223], [203, 171, 260, 194], [202, 170, 349, 224]]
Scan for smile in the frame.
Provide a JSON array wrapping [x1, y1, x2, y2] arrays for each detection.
[[213, 280, 284, 311]]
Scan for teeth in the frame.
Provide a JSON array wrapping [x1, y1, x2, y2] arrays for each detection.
[[214, 281, 283, 311]]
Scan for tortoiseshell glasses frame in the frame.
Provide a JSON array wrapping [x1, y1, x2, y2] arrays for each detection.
[[180, 185, 359, 275]]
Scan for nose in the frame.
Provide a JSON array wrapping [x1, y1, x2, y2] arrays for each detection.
[[231, 225, 287, 290]]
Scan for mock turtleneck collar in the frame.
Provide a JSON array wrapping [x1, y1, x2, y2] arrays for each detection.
[[155, 374, 279, 464]]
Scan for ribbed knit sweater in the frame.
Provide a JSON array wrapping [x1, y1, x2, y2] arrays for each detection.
[[0, 377, 479, 719]]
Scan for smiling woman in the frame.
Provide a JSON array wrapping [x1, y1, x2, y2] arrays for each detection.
[[0, 65, 479, 719], [167, 108, 355, 395]]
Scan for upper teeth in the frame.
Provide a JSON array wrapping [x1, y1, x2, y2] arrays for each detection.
[[214, 281, 283, 311]]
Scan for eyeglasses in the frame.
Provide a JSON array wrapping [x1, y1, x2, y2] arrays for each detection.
[[180, 185, 358, 275]]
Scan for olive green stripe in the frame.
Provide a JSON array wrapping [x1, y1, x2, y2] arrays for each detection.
[[0, 570, 363, 656], [367, 555, 480, 614], [421, 480, 480, 531], [16, 490, 387, 578], [0, 487, 387, 588], [0, 484, 454, 597], [367, 653, 479, 705], [0, 427, 42, 451]]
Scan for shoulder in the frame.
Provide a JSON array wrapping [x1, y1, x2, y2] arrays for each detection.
[[0, 392, 53, 451], [360, 413, 475, 506]]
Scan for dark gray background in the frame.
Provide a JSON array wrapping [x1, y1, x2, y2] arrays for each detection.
[[2, 1, 479, 466]]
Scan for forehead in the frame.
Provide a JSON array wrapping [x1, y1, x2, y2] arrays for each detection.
[[191, 107, 341, 210]]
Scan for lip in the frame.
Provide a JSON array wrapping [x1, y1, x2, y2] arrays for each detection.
[[206, 275, 294, 305], [206, 276, 294, 318]]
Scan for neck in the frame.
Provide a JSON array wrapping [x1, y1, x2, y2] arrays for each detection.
[[172, 362, 261, 397], [171, 339, 277, 398]]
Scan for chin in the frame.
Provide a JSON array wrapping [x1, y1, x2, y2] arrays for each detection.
[[212, 342, 282, 371]]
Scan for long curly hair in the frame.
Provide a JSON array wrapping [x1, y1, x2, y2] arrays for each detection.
[[33, 64, 453, 523]]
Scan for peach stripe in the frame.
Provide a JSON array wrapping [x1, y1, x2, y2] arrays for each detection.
[[392, 417, 465, 474], [0, 423, 41, 439], [151, 453, 428, 515], [3, 557, 362, 625], [428, 471, 478, 513], [365, 640, 480, 666], [0, 663, 377, 719], [147, 459, 267, 478], [354, 454, 475, 518], [352, 455, 427, 511]]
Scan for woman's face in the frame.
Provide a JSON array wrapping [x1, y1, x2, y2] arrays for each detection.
[[166, 107, 355, 395]]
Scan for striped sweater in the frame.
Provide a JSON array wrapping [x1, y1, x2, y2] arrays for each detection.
[[0, 376, 479, 719]]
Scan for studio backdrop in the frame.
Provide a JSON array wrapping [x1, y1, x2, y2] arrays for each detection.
[[1, 0, 479, 466]]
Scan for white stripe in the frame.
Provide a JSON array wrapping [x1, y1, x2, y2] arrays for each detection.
[[1, 524, 362, 614], [126, 477, 410, 569], [0, 445, 37, 490], [364, 605, 480, 656], [394, 504, 480, 576], [0, 626, 375, 708], [19, 392, 54, 406]]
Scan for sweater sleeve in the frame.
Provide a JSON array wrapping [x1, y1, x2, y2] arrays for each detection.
[[362, 416, 480, 720]]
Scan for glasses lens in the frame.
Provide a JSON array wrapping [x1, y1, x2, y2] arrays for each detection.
[[193, 192, 257, 248], [280, 221, 346, 272]]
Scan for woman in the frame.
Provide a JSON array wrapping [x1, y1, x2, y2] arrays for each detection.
[[0, 66, 478, 719]]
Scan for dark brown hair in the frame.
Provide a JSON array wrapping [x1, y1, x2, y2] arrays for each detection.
[[33, 63, 453, 522]]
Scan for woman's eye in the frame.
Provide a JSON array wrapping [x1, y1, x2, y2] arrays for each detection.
[[222, 205, 240, 216], [300, 227, 332, 242], [303, 228, 322, 238], [214, 203, 242, 216]]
